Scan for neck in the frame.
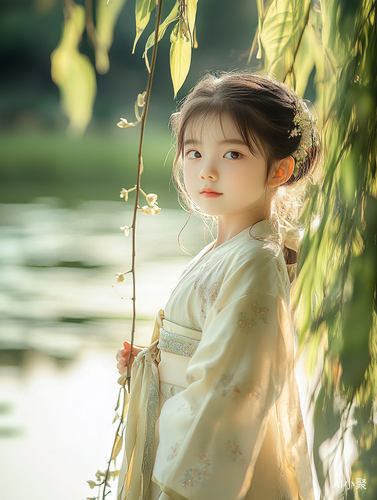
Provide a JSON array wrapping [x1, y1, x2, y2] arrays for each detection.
[[215, 204, 271, 248]]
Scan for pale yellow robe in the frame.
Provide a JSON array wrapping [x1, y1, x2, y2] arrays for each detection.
[[118, 219, 314, 500]]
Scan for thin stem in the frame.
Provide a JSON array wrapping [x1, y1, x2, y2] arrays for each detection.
[[247, 29, 259, 65], [127, 0, 163, 391], [126, 0, 164, 389], [85, 0, 99, 50], [101, 2, 164, 498], [64, 0, 74, 17]]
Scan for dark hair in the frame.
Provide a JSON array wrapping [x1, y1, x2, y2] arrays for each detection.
[[171, 72, 321, 264]]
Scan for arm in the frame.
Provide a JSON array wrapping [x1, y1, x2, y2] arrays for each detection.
[[152, 291, 292, 500]]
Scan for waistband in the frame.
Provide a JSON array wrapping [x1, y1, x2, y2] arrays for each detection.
[[158, 318, 202, 358], [162, 318, 202, 341], [158, 317, 202, 388]]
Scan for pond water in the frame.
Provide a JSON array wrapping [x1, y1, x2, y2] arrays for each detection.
[[0, 199, 210, 500], [0, 200, 355, 500]]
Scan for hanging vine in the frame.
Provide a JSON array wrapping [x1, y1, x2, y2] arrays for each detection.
[[78, 0, 200, 498], [252, 1, 377, 498]]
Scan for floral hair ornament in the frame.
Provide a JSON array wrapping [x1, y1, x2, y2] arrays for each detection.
[[289, 97, 318, 177]]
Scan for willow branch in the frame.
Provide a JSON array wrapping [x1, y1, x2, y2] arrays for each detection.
[[100, 3, 164, 498], [126, 0, 164, 388], [85, 0, 99, 51]]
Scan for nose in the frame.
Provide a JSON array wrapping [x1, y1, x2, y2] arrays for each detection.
[[199, 159, 218, 181]]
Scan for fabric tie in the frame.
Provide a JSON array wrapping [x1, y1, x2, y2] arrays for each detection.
[[117, 309, 164, 500], [280, 225, 300, 284], [280, 226, 300, 253]]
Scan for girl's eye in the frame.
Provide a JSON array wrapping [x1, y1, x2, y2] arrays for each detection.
[[187, 150, 201, 159], [224, 151, 242, 160]]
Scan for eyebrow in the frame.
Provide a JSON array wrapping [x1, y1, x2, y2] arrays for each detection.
[[183, 138, 247, 146]]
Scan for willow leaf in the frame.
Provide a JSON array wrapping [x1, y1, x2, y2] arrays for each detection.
[[255, 0, 377, 493], [122, 388, 130, 420], [313, 388, 329, 491], [293, 26, 318, 97], [114, 386, 122, 412], [111, 434, 123, 460], [95, 0, 127, 74], [143, 0, 179, 69], [254, 0, 263, 59], [133, 0, 156, 53], [186, 0, 198, 45], [170, 21, 192, 98], [259, 0, 310, 75], [51, 2, 96, 136]]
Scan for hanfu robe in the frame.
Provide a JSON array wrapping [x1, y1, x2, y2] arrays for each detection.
[[117, 218, 314, 500]]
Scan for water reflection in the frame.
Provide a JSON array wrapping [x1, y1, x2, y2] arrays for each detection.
[[0, 199, 210, 362], [0, 349, 121, 500], [0, 199, 210, 500]]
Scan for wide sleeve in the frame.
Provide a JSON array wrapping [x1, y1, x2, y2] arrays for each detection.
[[152, 290, 293, 500]]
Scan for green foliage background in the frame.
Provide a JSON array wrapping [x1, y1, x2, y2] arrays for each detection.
[[254, 1, 377, 498], [1, 1, 376, 498], [0, 0, 259, 206]]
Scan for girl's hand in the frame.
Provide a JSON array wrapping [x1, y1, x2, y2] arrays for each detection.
[[116, 342, 143, 375]]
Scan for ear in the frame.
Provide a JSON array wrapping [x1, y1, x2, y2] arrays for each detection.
[[267, 156, 295, 188]]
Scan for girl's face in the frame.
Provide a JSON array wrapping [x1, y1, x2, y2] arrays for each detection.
[[183, 113, 271, 220]]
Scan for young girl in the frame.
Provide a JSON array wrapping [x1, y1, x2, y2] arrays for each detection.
[[116, 72, 320, 500]]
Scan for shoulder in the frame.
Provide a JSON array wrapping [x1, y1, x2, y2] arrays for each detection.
[[234, 235, 279, 267], [216, 237, 287, 307], [226, 234, 280, 277]]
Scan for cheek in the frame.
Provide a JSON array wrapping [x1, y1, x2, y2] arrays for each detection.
[[232, 165, 266, 192], [182, 164, 189, 187], [183, 164, 196, 195]]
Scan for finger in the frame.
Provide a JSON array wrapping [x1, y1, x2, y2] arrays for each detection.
[[117, 355, 133, 368], [116, 348, 126, 360], [117, 358, 131, 367], [123, 352, 135, 363], [118, 365, 127, 375], [117, 362, 128, 372]]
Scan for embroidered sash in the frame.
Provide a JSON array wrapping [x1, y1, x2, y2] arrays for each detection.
[[117, 311, 201, 500]]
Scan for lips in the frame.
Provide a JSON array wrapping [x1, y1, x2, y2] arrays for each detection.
[[200, 189, 222, 198]]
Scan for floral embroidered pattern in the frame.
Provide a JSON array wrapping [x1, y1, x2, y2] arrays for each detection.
[[179, 453, 211, 489], [168, 442, 181, 461], [213, 373, 234, 397], [225, 437, 247, 466], [237, 301, 269, 333], [194, 279, 221, 318], [212, 372, 256, 404]]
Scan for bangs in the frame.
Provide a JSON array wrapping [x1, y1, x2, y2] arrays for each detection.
[[175, 102, 265, 162]]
